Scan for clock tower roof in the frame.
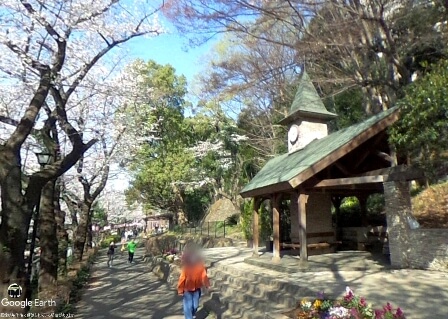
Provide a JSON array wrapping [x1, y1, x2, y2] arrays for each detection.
[[279, 71, 337, 126]]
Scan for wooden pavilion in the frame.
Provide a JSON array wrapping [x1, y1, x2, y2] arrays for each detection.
[[240, 71, 423, 264]]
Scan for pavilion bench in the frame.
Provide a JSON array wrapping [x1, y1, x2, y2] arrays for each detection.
[[280, 231, 342, 251]]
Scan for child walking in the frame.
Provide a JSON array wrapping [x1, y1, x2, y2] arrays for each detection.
[[106, 242, 116, 268], [127, 239, 137, 263], [177, 252, 210, 319]]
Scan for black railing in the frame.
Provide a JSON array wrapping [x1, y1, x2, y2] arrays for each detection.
[[176, 221, 227, 238]]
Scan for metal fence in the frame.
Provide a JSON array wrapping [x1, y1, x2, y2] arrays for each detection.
[[176, 221, 229, 238]]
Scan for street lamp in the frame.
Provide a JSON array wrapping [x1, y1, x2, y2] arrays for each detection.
[[35, 152, 53, 167], [27, 152, 53, 283]]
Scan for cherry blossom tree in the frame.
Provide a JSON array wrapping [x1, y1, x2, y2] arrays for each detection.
[[0, 0, 163, 307], [60, 66, 139, 261]]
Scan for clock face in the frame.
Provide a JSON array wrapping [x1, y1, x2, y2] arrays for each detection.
[[289, 125, 299, 144]]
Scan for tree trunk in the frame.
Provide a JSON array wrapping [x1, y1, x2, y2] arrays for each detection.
[[0, 149, 32, 313], [73, 204, 91, 261], [54, 184, 68, 278], [86, 213, 93, 249], [38, 180, 58, 300]]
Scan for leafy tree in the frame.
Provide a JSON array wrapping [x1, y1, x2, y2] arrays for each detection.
[[325, 87, 366, 131], [390, 59, 448, 182], [124, 60, 196, 222], [183, 188, 212, 223]]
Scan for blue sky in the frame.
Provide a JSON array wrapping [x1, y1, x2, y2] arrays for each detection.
[[128, 33, 216, 88]]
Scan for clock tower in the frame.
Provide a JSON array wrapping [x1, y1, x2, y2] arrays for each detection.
[[279, 71, 337, 154]]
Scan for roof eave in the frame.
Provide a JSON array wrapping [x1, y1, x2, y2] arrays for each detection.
[[278, 110, 338, 125], [287, 107, 401, 189], [240, 181, 293, 198]]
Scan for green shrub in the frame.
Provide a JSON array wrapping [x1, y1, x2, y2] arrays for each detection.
[[226, 213, 239, 225], [240, 200, 253, 240], [340, 197, 360, 214], [367, 194, 385, 215], [338, 197, 361, 227], [259, 203, 272, 241]]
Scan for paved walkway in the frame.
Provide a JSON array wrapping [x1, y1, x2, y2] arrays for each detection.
[[77, 245, 448, 319], [203, 247, 448, 319], [76, 247, 194, 319]]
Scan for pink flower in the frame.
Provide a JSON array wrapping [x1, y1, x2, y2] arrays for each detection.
[[359, 297, 367, 307], [344, 288, 354, 302], [383, 302, 393, 312], [395, 307, 404, 318], [375, 309, 384, 319]]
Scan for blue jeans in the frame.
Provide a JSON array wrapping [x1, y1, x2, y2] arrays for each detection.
[[183, 289, 201, 319]]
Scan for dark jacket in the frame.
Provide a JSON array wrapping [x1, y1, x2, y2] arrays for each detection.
[[107, 244, 116, 255]]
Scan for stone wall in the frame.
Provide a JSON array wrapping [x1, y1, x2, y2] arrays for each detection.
[[408, 229, 448, 270], [146, 256, 180, 288], [384, 181, 413, 268]]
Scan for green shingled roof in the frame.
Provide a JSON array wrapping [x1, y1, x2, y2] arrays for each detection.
[[279, 71, 337, 125], [240, 107, 398, 196]]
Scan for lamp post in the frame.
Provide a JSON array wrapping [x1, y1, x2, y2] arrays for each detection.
[[27, 152, 53, 280]]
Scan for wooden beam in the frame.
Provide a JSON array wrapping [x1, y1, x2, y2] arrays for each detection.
[[272, 194, 281, 262], [356, 166, 399, 177], [298, 193, 308, 261], [314, 175, 385, 188], [252, 198, 261, 258], [305, 188, 383, 196], [357, 165, 425, 181], [288, 109, 400, 188]]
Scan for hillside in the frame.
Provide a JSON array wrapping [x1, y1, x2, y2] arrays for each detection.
[[412, 182, 448, 228]]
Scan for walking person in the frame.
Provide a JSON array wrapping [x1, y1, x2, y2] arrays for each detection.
[[107, 242, 116, 268], [127, 238, 137, 263], [120, 236, 126, 256], [177, 252, 210, 319]]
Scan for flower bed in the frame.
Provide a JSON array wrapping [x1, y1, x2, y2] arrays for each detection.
[[161, 248, 181, 264], [284, 287, 405, 319]]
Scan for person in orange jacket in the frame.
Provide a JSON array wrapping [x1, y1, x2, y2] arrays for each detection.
[[177, 252, 210, 319]]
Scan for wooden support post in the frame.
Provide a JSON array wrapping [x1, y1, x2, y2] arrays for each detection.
[[331, 196, 344, 241], [252, 198, 260, 258], [298, 193, 308, 262], [272, 194, 281, 263], [290, 191, 300, 243], [358, 195, 368, 226]]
